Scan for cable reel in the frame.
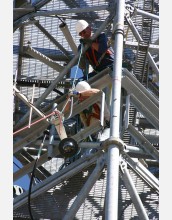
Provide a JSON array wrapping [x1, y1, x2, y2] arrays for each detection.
[[59, 137, 79, 158]]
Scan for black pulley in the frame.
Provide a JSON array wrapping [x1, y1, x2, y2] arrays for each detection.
[[59, 137, 79, 158]]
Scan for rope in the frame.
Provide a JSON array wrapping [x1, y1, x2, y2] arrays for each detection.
[[63, 96, 74, 120], [60, 44, 84, 121], [61, 97, 71, 113], [13, 111, 55, 135], [71, 43, 84, 90]]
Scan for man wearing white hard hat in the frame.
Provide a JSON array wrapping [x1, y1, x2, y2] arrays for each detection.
[[75, 20, 114, 80], [69, 81, 110, 142]]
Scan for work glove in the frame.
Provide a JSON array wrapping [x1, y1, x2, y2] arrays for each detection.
[[79, 38, 92, 46], [68, 90, 80, 98]]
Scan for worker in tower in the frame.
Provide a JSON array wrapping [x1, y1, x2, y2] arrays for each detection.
[[75, 20, 114, 80], [68, 81, 110, 142]]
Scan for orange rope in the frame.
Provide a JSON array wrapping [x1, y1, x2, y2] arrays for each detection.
[[13, 111, 57, 136]]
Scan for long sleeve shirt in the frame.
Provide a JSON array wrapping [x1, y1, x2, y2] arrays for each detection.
[[78, 33, 114, 72]]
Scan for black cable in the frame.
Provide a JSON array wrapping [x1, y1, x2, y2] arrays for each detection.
[[34, 10, 66, 24], [28, 130, 49, 220], [55, 15, 66, 24], [28, 158, 38, 220], [13, 161, 21, 169]]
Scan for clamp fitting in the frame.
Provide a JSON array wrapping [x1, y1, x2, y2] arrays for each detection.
[[102, 137, 126, 152]]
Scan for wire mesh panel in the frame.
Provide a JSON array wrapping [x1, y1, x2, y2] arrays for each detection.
[[14, 165, 159, 219]]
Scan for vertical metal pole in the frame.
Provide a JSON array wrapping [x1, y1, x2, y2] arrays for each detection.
[[100, 92, 105, 127], [105, 0, 125, 219]]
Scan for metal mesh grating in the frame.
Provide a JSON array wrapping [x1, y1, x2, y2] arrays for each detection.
[[14, 165, 159, 219]]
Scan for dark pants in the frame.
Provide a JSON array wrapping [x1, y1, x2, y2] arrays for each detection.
[[81, 64, 113, 81]]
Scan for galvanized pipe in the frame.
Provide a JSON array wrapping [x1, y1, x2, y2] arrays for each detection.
[[121, 160, 149, 220], [59, 22, 78, 55], [122, 68, 159, 107], [122, 153, 159, 191], [134, 8, 159, 21], [13, 7, 35, 12], [127, 124, 159, 161], [100, 91, 105, 127], [105, 0, 125, 219], [130, 94, 159, 130]]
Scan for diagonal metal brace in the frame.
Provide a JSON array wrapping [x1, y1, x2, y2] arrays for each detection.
[[119, 156, 127, 173], [119, 158, 149, 220]]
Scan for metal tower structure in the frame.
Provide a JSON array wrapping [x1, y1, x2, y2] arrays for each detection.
[[13, 0, 159, 219]]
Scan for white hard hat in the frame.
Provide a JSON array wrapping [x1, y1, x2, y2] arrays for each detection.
[[75, 81, 91, 92], [76, 20, 89, 34]]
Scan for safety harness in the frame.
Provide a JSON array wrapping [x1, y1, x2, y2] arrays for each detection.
[[81, 103, 100, 126], [85, 38, 113, 71]]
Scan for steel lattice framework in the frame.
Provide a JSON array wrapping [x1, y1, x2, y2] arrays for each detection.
[[13, 0, 159, 219]]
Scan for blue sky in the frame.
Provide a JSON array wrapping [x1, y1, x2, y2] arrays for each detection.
[[13, 157, 30, 190], [70, 65, 83, 79]]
